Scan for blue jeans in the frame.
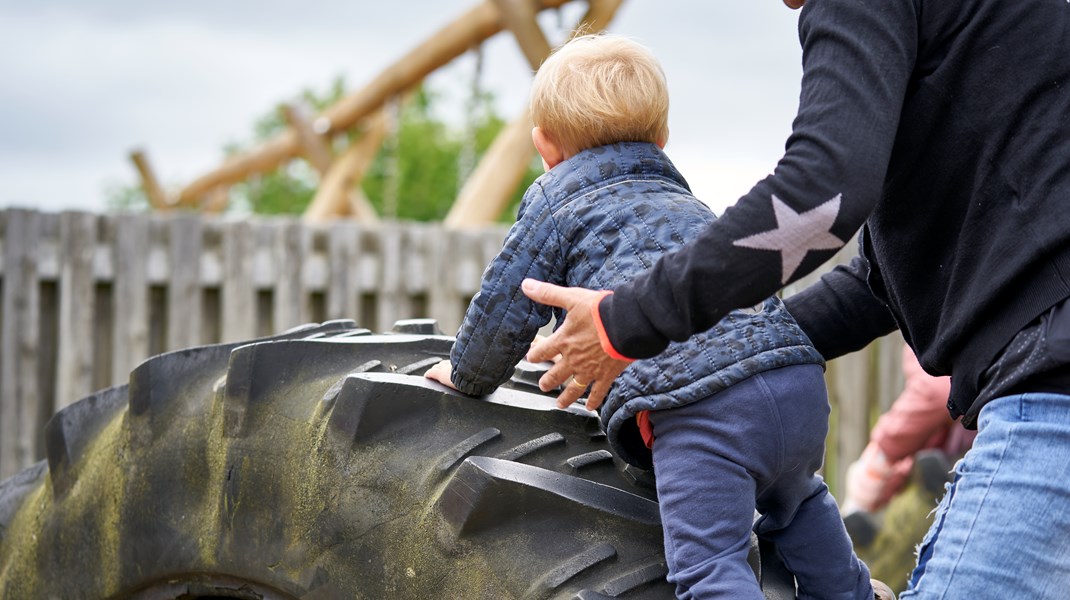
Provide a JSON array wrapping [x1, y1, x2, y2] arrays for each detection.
[[649, 364, 872, 599], [902, 392, 1070, 598]]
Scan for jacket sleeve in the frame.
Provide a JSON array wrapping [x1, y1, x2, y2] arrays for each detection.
[[598, 0, 918, 359], [783, 255, 898, 360], [449, 187, 563, 396]]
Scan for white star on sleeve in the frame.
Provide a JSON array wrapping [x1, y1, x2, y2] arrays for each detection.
[[733, 193, 845, 283]]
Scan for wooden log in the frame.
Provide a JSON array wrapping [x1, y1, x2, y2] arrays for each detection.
[[303, 109, 388, 224], [580, 0, 626, 33], [202, 187, 231, 214], [348, 189, 380, 223], [283, 103, 333, 174], [0, 209, 41, 478], [130, 149, 171, 210], [491, 0, 553, 70], [111, 213, 150, 384], [56, 211, 97, 411], [444, 0, 625, 228], [446, 108, 534, 229], [175, 0, 573, 207], [177, 132, 298, 208]]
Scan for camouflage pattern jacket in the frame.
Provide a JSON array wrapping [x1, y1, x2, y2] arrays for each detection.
[[449, 142, 824, 468]]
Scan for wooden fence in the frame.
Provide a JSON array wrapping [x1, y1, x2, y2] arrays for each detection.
[[0, 208, 904, 496]]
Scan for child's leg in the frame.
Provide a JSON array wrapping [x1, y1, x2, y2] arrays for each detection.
[[750, 364, 872, 600], [650, 364, 872, 600], [648, 390, 767, 599]]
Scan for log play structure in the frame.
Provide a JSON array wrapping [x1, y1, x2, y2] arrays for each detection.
[[130, 0, 625, 228]]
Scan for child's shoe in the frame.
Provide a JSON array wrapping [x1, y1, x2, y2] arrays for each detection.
[[841, 507, 879, 548], [872, 579, 896, 600]]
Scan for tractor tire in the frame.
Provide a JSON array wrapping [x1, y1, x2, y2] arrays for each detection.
[[0, 319, 794, 599]]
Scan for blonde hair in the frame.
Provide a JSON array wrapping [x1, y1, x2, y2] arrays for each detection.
[[530, 34, 669, 157]]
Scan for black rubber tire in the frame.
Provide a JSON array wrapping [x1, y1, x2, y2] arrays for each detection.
[[0, 319, 793, 599]]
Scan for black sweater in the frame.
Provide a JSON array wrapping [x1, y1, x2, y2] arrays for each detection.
[[599, 0, 1070, 421]]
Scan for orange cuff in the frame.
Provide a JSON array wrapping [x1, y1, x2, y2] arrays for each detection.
[[590, 290, 634, 363]]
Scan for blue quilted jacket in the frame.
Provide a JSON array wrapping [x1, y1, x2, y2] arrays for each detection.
[[450, 142, 824, 468]]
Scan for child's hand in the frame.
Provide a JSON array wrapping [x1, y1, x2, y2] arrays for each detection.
[[424, 360, 459, 391]]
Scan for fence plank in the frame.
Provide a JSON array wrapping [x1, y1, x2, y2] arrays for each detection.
[[378, 222, 403, 332], [167, 214, 203, 351], [357, 228, 382, 330], [327, 221, 361, 324], [112, 213, 150, 382], [222, 219, 257, 343], [0, 210, 41, 478], [55, 212, 97, 411], [428, 227, 461, 334], [273, 219, 310, 332]]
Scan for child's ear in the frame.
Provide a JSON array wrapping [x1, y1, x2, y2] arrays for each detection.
[[532, 127, 564, 170]]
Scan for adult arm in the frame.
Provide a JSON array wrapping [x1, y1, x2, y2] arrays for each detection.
[[600, 0, 918, 358], [528, 0, 918, 400], [783, 255, 898, 359]]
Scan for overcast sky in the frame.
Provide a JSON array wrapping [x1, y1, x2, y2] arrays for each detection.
[[0, 1, 804, 215]]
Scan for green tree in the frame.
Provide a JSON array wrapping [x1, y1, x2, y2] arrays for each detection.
[[226, 78, 347, 216], [362, 86, 539, 222]]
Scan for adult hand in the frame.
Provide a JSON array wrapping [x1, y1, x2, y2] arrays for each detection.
[[522, 278, 631, 411]]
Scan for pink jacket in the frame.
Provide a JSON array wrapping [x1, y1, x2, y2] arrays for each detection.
[[867, 346, 976, 506]]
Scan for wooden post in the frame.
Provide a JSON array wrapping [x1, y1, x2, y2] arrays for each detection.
[[445, 0, 625, 228], [221, 219, 258, 343], [491, 0, 554, 70], [130, 149, 171, 210], [55, 211, 97, 411], [273, 219, 310, 332], [0, 210, 41, 478], [202, 187, 230, 214], [580, 0, 626, 33], [112, 213, 150, 384], [303, 109, 388, 224], [166, 214, 203, 351], [283, 103, 333, 174], [446, 107, 534, 228], [326, 221, 362, 323], [175, 0, 573, 208]]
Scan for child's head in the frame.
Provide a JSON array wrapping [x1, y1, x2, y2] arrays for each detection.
[[530, 34, 669, 163]]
